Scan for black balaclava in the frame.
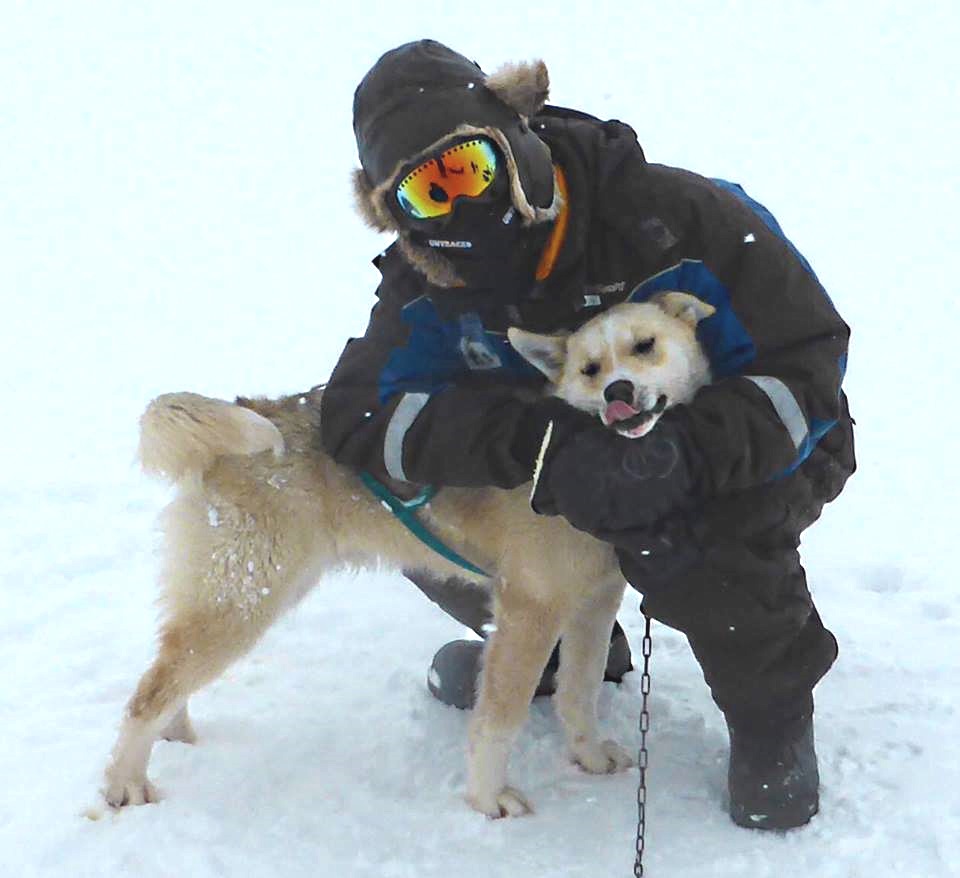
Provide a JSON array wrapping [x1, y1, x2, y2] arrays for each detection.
[[403, 141, 555, 308], [352, 40, 560, 306]]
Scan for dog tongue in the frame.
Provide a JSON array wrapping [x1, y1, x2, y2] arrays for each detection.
[[604, 400, 639, 423]]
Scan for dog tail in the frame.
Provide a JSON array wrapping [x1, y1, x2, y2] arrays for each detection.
[[139, 392, 285, 483]]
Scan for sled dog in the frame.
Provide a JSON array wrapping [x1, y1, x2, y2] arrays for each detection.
[[103, 292, 714, 817]]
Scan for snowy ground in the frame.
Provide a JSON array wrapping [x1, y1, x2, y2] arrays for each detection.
[[3, 3, 959, 876]]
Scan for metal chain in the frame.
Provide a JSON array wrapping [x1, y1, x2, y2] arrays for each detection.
[[633, 610, 653, 878]]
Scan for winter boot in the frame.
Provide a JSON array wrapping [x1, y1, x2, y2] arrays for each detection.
[[427, 627, 632, 710], [727, 712, 820, 830], [426, 640, 557, 709]]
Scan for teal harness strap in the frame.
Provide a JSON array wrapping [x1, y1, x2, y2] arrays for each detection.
[[358, 472, 490, 578]]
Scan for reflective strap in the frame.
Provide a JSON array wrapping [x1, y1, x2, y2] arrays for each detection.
[[383, 392, 431, 482], [744, 376, 808, 450]]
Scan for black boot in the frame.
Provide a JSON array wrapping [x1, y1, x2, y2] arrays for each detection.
[[426, 639, 557, 709], [602, 625, 633, 684], [727, 712, 820, 830], [427, 626, 632, 710]]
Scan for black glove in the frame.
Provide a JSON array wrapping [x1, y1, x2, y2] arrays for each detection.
[[509, 397, 598, 476], [529, 412, 705, 537]]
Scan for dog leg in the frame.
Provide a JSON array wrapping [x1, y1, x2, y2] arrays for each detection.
[[161, 705, 197, 743], [103, 604, 277, 807], [466, 585, 566, 818], [555, 581, 634, 774]]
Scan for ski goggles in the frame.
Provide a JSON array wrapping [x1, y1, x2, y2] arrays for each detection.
[[394, 137, 500, 221]]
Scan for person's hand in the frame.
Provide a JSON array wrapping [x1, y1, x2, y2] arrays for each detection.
[[510, 397, 598, 477], [528, 412, 704, 536]]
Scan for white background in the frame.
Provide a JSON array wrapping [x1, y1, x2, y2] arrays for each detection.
[[2, 2, 958, 875]]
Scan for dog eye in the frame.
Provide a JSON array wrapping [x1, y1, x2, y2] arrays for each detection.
[[581, 362, 600, 377], [633, 338, 655, 355]]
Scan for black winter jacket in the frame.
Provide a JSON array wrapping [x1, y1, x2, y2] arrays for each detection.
[[321, 107, 855, 581]]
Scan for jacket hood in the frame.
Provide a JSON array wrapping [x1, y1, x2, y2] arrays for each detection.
[[352, 40, 560, 242], [528, 108, 648, 287]]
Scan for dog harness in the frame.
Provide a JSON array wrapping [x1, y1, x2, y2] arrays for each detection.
[[358, 471, 489, 577]]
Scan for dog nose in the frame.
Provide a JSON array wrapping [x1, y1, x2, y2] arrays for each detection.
[[604, 380, 635, 404]]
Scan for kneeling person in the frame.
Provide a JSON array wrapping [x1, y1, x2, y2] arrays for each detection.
[[322, 40, 855, 831]]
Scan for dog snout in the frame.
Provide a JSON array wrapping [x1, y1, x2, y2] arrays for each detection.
[[603, 380, 635, 405]]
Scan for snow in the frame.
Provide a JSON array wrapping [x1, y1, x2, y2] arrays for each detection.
[[2, 2, 959, 876]]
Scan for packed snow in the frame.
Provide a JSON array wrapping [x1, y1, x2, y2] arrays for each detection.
[[2, 3, 959, 876]]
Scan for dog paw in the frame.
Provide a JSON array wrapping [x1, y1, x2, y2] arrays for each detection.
[[571, 738, 635, 774], [466, 785, 533, 819], [103, 775, 159, 808]]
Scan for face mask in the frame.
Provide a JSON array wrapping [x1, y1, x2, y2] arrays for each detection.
[[392, 135, 554, 308], [407, 195, 553, 307]]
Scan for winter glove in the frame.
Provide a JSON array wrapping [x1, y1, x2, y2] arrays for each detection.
[[529, 411, 706, 538], [510, 397, 598, 476]]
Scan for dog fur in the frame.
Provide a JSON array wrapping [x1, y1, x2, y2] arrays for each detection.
[[510, 294, 715, 438], [102, 293, 713, 818]]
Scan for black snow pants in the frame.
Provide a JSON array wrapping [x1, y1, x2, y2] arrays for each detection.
[[634, 528, 837, 725]]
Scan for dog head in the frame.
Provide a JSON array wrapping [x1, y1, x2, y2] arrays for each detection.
[[508, 293, 715, 438]]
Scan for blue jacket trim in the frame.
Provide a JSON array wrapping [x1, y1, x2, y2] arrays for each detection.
[[710, 178, 836, 308], [378, 296, 541, 404], [779, 351, 848, 475], [628, 259, 756, 379], [775, 416, 839, 479]]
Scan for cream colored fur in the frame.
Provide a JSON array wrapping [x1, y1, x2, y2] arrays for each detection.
[[139, 392, 284, 482], [103, 296, 712, 818], [485, 60, 550, 118], [510, 293, 716, 437]]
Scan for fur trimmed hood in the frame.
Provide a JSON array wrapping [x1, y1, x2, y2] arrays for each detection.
[[351, 41, 560, 286]]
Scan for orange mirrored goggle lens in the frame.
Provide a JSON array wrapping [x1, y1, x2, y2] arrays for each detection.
[[395, 138, 499, 220]]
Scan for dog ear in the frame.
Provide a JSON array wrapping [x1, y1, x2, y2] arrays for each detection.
[[652, 292, 716, 326], [508, 327, 566, 381], [485, 60, 550, 117]]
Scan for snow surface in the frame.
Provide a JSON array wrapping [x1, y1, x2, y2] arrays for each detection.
[[3, 2, 959, 876]]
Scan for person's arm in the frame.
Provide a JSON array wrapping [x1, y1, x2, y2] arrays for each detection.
[[529, 179, 850, 537], [674, 202, 849, 495], [320, 250, 569, 488]]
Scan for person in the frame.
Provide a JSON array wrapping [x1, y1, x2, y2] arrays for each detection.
[[321, 39, 855, 831]]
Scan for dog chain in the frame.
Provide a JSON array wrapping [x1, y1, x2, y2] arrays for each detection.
[[633, 611, 653, 877]]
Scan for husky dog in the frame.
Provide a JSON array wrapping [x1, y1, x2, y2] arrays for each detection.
[[103, 292, 714, 818]]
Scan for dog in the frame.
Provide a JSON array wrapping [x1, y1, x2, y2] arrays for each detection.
[[102, 291, 714, 818]]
